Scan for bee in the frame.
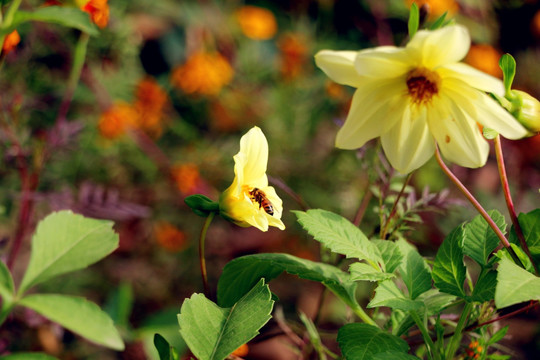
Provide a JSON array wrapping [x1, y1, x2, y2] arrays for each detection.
[[249, 188, 274, 216]]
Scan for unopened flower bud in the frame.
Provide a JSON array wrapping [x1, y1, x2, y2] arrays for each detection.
[[509, 90, 540, 133]]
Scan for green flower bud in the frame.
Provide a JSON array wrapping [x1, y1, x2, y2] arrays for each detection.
[[185, 194, 219, 217], [508, 90, 540, 134]]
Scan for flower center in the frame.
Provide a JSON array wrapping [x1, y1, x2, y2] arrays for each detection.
[[406, 67, 441, 105]]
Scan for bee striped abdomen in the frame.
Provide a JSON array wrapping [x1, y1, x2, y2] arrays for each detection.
[[249, 188, 274, 216]]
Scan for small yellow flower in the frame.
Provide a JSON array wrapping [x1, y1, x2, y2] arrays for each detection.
[[236, 6, 277, 40], [98, 102, 138, 139], [170, 52, 234, 96], [315, 25, 528, 173], [219, 127, 285, 232], [80, 0, 109, 28], [2, 30, 20, 55]]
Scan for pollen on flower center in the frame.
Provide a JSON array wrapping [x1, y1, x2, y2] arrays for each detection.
[[406, 67, 441, 105]]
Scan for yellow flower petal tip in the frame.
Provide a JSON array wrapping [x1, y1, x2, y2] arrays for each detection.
[[219, 127, 285, 232], [315, 25, 528, 173]]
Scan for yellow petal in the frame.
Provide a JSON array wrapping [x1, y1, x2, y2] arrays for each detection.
[[354, 46, 412, 78], [408, 25, 470, 69], [237, 126, 269, 187], [475, 93, 528, 139], [429, 95, 489, 168], [439, 63, 505, 96], [314, 50, 363, 87], [380, 103, 435, 173], [336, 80, 407, 149]]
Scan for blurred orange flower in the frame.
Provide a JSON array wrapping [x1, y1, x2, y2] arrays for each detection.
[[236, 6, 277, 40], [406, 0, 459, 18], [98, 102, 138, 139], [278, 33, 309, 80], [464, 44, 503, 78], [532, 10, 540, 38], [134, 77, 168, 137], [171, 163, 201, 195], [170, 52, 233, 96], [154, 222, 187, 252], [81, 0, 109, 28], [231, 343, 249, 357], [2, 30, 20, 55]]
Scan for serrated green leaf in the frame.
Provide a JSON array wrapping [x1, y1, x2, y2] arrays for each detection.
[[338, 323, 410, 360], [217, 253, 358, 314], [487, 325, 509, 346], [368, 280, 423, 311], [19, 211, 119, 294], [373, 240, 403, 273], [0, 7, 99, 36], [373, 351, 420, 360], [408, 3, 420, 39], [463, 210, 506, 267], [293, 209, 382, 266], [499, 54, 516, 95], [495, 257, 540, 308], [0, 260, 14, 302], [349, 263, 395, 282], [432, 226, 467, 298], [395, 239, 431, 300], [0, 353, 59, 359], [18, 294, 124, 350], [178, 279, 273, 360], [470, 270, 497, 303], [509, 209, 540, 269]]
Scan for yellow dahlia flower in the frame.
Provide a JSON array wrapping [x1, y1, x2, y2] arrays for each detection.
[[219, 127, 285, 231], [315, 25, 528, 173]]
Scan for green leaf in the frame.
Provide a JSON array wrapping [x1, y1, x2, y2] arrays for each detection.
[[19, 211, 119, 294], [499, 54, 516, 95], [487, 326, 508, 346], [178, 279, 273, 360], [429, 12, 447, 30], [470, 270, 497, 302], [217, 253, 358, 313], [509, 209, 540, 268], [299, 312, 327, 360], [495, 257, 540, 308], [349, 263, 395, 282], [368, 280, 423, 311], [18, 294, 124, 350], [0, 353, 59, 359], [373, 352, 420, 360], [373, 240, 403, 273], [432, 226, 467, 298], [2, 7, 99, 36], [463, 210, 506, 267], [408, 2, 420, 39], [294, 210, 382, 267], [104, 282, 134, 329], [153, 333, 179, 360], [338, 323, 410, 360], [396, 239, 431, 300], [0, 260, 14, 302]]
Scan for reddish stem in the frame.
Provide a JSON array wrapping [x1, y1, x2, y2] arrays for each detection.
[[494, 135, 538, 274]]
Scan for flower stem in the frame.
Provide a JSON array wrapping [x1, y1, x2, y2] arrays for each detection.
[[199, 212, 215, 297], [494, 135, 538, 274], [434, 146, 524, 267], [380, 173, 412, 239]]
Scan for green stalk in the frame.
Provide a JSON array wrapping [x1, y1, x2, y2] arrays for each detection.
[[410, 310, 439, 360], [445, 302, 473, 360], [349, 300, 378, 328], [199, 212, 215, 298]]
